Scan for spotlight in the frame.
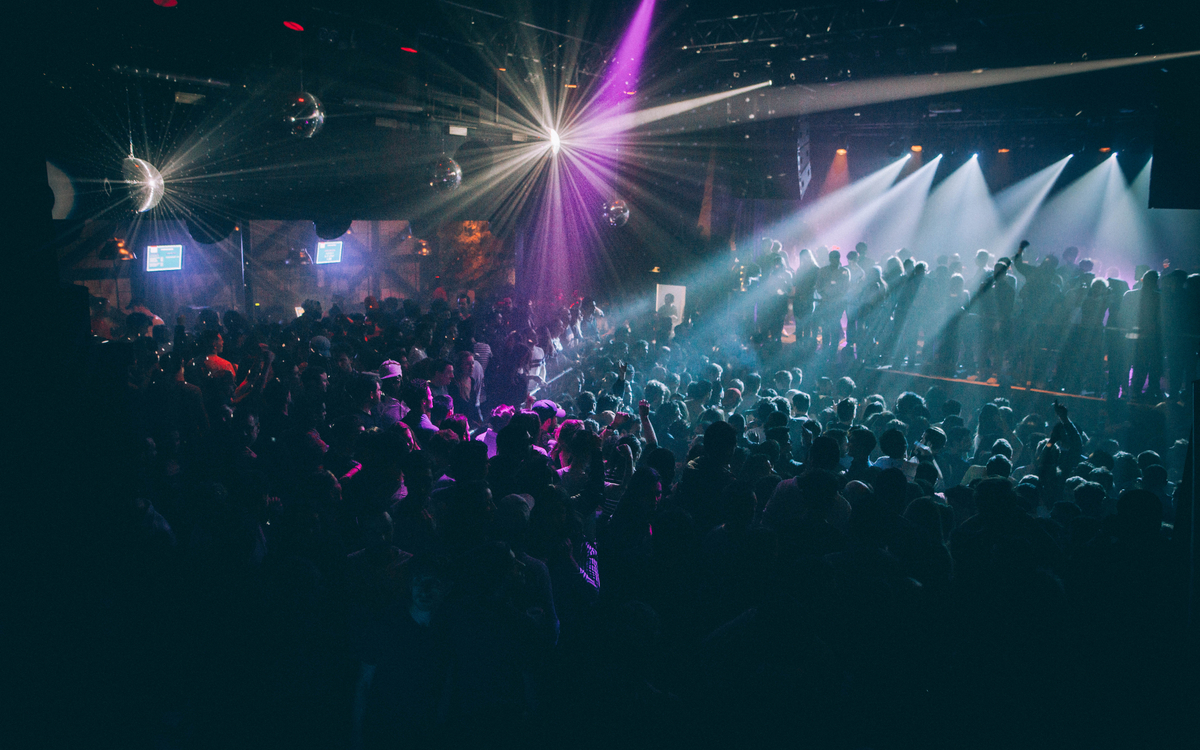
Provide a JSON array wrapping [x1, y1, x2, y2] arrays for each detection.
[[836, 148, 848, 156], [911, 145, 923, 153], [971, 153, 979, 159], [549, 129, 561, 155], [283, 21, 304, 31], [122, 156, 164, 213], [1099, 147, 1112, 152], [997, 148, 1011, 153]]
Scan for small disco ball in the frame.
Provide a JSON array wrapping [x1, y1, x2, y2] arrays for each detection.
[[429, 157, 463, 192], [603, 199, 629, 227], [122, 156, 165, 213], [285, 93, 325, 138]]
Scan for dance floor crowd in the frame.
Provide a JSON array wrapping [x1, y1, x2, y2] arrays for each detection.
[[68, 243, 1198, 749]]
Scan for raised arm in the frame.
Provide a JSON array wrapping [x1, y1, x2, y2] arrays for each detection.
[[638, 400, 658, 450]]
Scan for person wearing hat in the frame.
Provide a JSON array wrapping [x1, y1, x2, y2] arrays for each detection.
[[310, 335, 332, 360], [377, 360, 404, 428], [530, 399, 566, 449]]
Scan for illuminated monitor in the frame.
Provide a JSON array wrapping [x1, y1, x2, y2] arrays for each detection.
[[145, 244, 183, 272], [315, 240, 343, 264]]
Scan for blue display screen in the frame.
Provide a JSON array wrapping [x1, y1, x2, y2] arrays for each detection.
[[315, 241, 343, 264], [146, 244, 183, 272]]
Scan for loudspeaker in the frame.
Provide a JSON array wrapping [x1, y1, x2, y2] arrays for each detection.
[[1149, 60, 1200, 209]]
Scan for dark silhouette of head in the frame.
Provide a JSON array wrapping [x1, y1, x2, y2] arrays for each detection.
[[704, 420, 737, 465]]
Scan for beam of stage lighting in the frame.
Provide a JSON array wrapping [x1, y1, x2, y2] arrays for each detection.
[[591, 0, 657, 112], [573, 80, 773, 141], [990, 155, 1072, 253], [625, 50, 1200, 135], [913, 156, 998, 255], [769, 155, 912, 249], [822, 149, 851, 195], [1024, 156, 1113, 261], [1094, 154, 1158, 274], [818, 156, 941, 253]]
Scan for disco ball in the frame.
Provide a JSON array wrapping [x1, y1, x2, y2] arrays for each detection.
[[603, 199, 629, 227], [122, 156, 164, 213], [285, 92, 325, 138], [429, 157, 463, 192]]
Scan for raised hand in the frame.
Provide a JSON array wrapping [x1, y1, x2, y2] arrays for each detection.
[[1053, 399, 1069, 423]]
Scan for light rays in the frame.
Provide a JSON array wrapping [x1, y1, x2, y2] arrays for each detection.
[[761, 155, 913, 254], [990, 155, 1072, 253], [1024, 156, 1116, 262], [815, 156, 941, 253], [912, 157, 999, 255], [70, 1, 1200, 304], [633, 50, 1200, 135]]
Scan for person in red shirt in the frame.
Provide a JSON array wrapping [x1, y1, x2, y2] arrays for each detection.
[[198, 330, 236, 378]]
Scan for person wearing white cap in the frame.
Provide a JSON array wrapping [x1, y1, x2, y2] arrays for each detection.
[[377, 360, 405, 428]]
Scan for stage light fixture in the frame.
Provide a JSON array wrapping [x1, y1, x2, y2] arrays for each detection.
[[153, 0, 177, 7], [998, 148, 1011, 153], [400, 47, 418, 54], [836, 148, 848, 155], [1099, 147, 1112, 152], [972, 153, 979, 159], [122, 156, 165, 213], [283, 21, 304, 31], [549, 129, 561, 155], [911, 145, 923, 153]]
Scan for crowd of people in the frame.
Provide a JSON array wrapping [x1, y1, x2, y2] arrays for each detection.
[[734, 240, 1199, 400], [73, 239, 1196, 749]]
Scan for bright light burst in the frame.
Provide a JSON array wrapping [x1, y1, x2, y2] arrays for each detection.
[[79, 0, 1200, 299]]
